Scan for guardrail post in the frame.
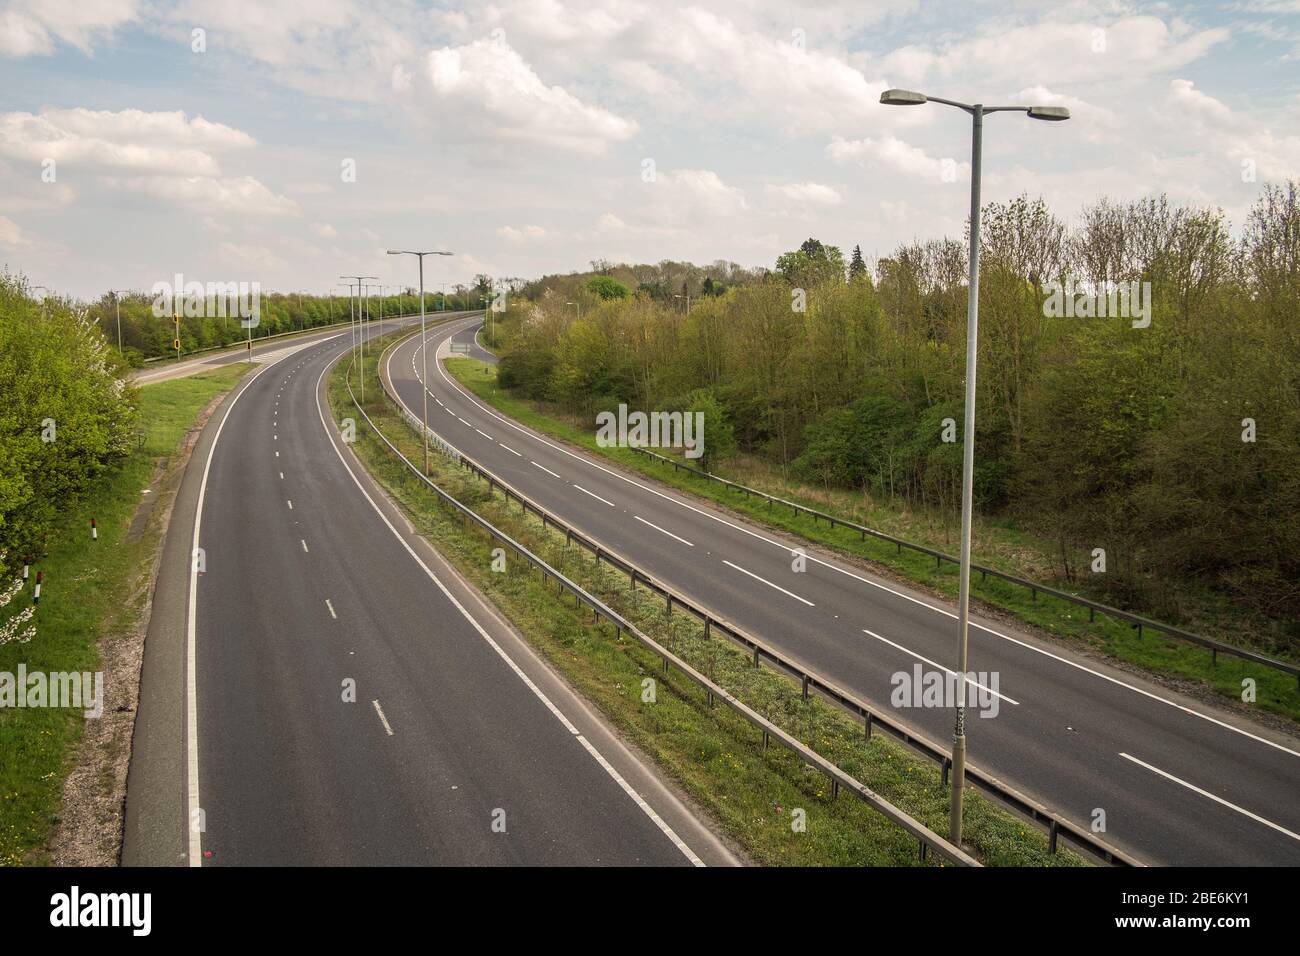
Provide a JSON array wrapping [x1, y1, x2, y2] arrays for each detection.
[[918, 840, 927, 862], [753, 646, 760, 667], [865, 713, 873, 739], [1211, 647, 1217, 667], [1048, 820, 1059, 854], [666, 594, 672, 615], [762, 730, 769, 750], [830, 778, 839, 801], [801, 674, 809, 700], [942, 756, 950, 787], [704, 618, 711, 639]]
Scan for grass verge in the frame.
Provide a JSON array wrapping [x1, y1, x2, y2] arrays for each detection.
[[0, 363, 253, 865], [336, 335, 1083, 866], [444, 356, 1300, 726]]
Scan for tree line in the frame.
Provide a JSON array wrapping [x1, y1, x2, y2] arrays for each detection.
[[83, 287, 482, 366], [0, 274, 137, 599], [495, 183, 1300, 632]]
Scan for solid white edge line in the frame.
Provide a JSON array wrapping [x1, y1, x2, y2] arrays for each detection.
[[314, 356, 704, 867], [722, 559, 814, 607], [573, 484, 616, 508], [399, 324, 1300, 763], [186, 358, 280, 867], [1118, 752, 1300, 843], [634, 514, 695, 548], [863, 627, 1019, 705], [372, 699, 395, 736]]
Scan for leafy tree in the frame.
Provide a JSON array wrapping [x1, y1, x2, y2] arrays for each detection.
[[776, 238, 845, 288], [585, 275, 630, 300], [0, 275, 137, 581]]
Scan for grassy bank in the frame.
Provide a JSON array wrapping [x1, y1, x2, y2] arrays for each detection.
[[334, 335, 1083, 866], [0, 363, 252, 865], [443, 357, 1300, 727]]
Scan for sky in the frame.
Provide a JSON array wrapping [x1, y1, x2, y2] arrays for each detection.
[[1, 0, 1298, 300]]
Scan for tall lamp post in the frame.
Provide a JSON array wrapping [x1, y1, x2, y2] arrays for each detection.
[[879, 88, 1068, 847], [340, 274, 377, 398], [387, 250, 454, 474]]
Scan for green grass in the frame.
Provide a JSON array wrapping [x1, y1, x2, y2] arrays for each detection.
[[444, 357, 1300, 726], [335, 337, 1084, 866], [0, 362, 253, 865]]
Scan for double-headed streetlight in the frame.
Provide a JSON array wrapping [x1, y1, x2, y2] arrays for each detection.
[[879, 88, 1068, 847], [386, 250, 454, 474]]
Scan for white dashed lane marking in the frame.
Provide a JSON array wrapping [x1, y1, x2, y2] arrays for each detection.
[[722, 559, 813, 606], [633, 515, 694, 548], [573, 484, 615, 507]]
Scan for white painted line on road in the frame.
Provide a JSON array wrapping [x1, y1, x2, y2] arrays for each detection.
[[723, 559, 814, 606], [279, 471, 284, 479], [532, 461, 561, 479], [326, 599, 337, 619], [301, 539, 309, 552], [445, 407, 455, 415], [458, 417, 472, 426], [574, 733, 704, 866], [476, 428, 492, 439], [412, 337, 1300, 762], [573, 484, 615, 507], [275, 451, 279, 458], [1119, 753, 1300, 843], [499, 442, 522, 457], [286, 499, 293, 510], [372, 699, 394, 736], [186, 356, 282, 867], [315, 356, 703, 866], [634, 515, 694, 548], [862, 627, 1019, 705]]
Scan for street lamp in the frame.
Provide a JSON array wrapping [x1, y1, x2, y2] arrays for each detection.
[[387, 250, 454, 474], [879, 87, 1068, 847], [340, 275, 377, 398]]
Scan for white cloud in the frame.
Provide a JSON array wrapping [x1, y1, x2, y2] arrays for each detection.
[[878, 15, 1228, 88], [827, 135, 969, 183], [313, 222, 338, 239], [218, 240, 287, 272], [498, 224, 548, 242], [110, 175, 298, 216], [425, 39, 636, 153], [0, 108, 254, 175], [767, 182, 843, 206], [0, 214, 27, 246], [0, 0, 138, 57], [648, 169, 748, 220]]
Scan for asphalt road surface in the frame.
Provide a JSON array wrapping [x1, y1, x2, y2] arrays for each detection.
[[385, 315, 1300, 867], [125, 313, 735, 866]]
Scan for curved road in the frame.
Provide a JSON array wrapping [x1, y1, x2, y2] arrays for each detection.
[[125, 313, 734, 866], [386, 315, 1300, 867]]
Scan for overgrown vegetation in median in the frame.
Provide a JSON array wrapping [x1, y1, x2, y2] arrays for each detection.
[[331, 332, 1085, 867]]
